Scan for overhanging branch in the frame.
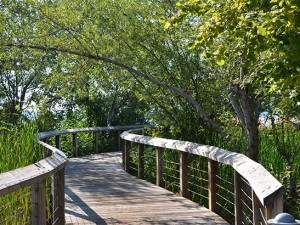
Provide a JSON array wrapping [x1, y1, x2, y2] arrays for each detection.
[[6, 43, 227, 136]]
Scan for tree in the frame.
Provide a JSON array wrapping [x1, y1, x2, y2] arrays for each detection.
[[0, 47, 54, 124], [168, 0, 300, 89], [2, 0, 297, 161], [0, 0, 244, 149], [163, 0, 300, 160]]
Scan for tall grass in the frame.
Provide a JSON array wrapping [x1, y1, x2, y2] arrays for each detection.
[[0, 123, 44, 224], [134, 123, 300, 222], [260, 123, 300, 218]]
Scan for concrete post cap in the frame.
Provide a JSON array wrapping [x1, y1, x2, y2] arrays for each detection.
[[268, 213, 300, 225]]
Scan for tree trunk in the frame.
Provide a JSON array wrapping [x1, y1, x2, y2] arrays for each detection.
[[236, 68, 260, 161]]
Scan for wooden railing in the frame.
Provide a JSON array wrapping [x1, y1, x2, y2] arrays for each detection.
[[0, 125, 287, 225], [0, 125, 144, 225], [120, 128, 286, 225]]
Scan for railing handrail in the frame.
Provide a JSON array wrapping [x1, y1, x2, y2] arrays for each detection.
[[0, 125, 146, 225], [120, 130, 284, 206], [0, 141, 67, 199], [0, 125, 287, 224], [0, 125, 147, 195], [38, 125, 147, 139], [121, 129, 286, 223]]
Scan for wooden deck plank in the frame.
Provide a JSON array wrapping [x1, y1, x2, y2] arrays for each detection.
[[65, 152, 229, 225]]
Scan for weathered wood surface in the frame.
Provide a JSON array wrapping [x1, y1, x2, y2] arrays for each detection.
[[121, 131, 285, 206], [38, 125, 148, 139], [0, 153, 66, 197], [65, 152, 229, 225]]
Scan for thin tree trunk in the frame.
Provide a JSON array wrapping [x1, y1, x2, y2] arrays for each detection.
[[236, 67, 260, 161]]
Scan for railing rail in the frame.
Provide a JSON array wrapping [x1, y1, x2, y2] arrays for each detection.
[[0, 125, 145, 225], [120, 128, 286, 225], [0, 125, 289, 225]]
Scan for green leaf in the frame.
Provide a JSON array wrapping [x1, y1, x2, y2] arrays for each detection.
[[216, 59, 225, 66], [257, 26, 267, 36], [164, 22, 171, 29]]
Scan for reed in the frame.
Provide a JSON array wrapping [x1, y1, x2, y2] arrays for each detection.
[[0, 123, 44, 224]]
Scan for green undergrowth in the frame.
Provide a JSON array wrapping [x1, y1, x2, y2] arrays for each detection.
[[0, 123, 44, 224], [130, 124, 300, 222]]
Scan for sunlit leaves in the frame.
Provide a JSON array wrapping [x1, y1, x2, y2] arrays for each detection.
[[167, 0, 300, 92]]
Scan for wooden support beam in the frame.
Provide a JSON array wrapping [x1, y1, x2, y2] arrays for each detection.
[[52, 168, 65, 225], [156, 147, 164, 187], [42, 138, 48, 158], [94, 132, 99, 154], [72, 133, 78, 157], [252, 189, 260, 224], [55, 135, 61, 150], [234, 171, 242, 225], [208, 159, 219, 214], [265, 194, 283, 220], [138, 143, 145, 179], [180, 152, 189, 198], [125, 141, 131, 172], [116, 131, 121, 152], [31, 180, 47, 225]]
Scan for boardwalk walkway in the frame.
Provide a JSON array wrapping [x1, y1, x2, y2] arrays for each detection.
[[65, 152, 229, 225]]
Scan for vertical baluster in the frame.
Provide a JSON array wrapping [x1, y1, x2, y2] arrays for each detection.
[[234, 171, 243, 225], [208, 159, 219, 213], [31, 180, 47, 225], [138, 143, 145, 179], [94, 132, 99, 154], [252, 189, 261, 224], [72, 133, 78, 157], [42, 138, 48, 158], [180, 152, 189, 198], [116, 131, 121, 152], [156, 147, 164, 187], [125, 140, 131, 172], [52, 168, 65, 225], [55, 135, 61, 150]]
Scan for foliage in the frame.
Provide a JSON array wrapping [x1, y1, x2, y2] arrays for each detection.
[[168, 0, 300, 92], [0, 123, 44, 224], [0, 123, 43, 173], [0, 0, 299, 218]]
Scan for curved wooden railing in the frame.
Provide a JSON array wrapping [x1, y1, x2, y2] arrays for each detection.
[[0, 125, 144, 225], [121, 128, 286, 225], [0, 125, 287, 225]]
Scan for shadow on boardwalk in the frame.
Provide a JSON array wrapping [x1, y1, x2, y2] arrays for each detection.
[[65, 152, 229, 225]]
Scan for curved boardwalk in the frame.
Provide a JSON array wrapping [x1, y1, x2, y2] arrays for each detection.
[[65, 152, 229, 225]]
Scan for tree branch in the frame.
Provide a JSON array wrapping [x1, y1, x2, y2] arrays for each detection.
[[6, 43, 227, 136]]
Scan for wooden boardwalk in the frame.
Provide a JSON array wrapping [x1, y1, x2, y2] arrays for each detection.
[[65, 152, 229, 225]]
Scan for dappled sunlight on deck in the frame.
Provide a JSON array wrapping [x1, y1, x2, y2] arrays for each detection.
[[65, 152, 229, 225]]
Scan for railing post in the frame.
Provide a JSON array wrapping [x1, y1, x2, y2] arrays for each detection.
[[138, 143, 145, 179], [52, 167, 65, 225], [208, 159, 219, 214], [125, 140, 131, 172], [180, 152, 189, 198], [156, 147, 164, 187], [116, 131, 121, 151], [55, 135, 61, 150], [42, 138, 48, 158], [31, 179, 47, 225], [252, 189, 261, 224], [72, 133, 78, 157], [94, 132, 99, 154], [234, 171, 243, 225], [265, 194, 284, 220]]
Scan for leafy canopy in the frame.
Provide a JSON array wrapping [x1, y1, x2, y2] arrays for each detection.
[[167, 0, 300, 91]]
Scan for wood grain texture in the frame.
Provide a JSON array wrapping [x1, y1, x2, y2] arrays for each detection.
[[65, 152, 229, 225], [0, 154, 66, 197], [120, 131, 285, 206]]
